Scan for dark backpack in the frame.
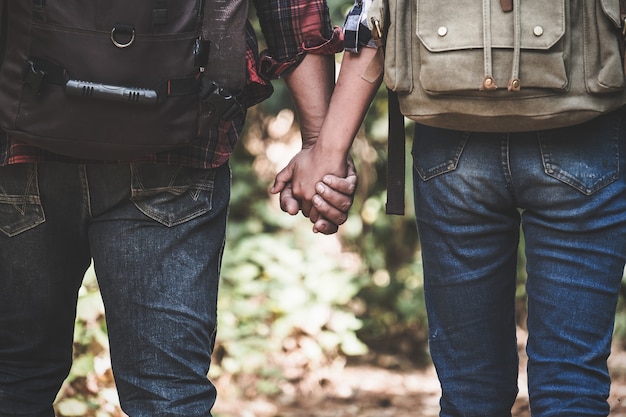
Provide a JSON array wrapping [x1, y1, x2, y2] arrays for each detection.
[[0, 0, 248, 160]]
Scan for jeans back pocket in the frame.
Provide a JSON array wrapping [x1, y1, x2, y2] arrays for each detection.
[[130, 163, 218, 228], [0, 164, 45, 237], [538, 110, 622, 195]]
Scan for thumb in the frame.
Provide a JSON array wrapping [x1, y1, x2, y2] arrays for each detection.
[[271, 164, 294, 194]]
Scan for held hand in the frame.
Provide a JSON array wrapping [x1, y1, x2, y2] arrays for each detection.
[[272, 145, 346, 215], [310, 156, 358, 234], [272, 162, 300, 216], [271, 155, 357, 235]]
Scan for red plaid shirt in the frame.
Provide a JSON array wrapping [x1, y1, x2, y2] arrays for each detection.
[[0, 0, 343, 168]]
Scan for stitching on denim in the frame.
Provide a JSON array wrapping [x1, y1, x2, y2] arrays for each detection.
[[414, 133, 470, 181], [538, 131, 620, 195], [80, 164, 93, 219], [129, 165, 217, 227], [0, 165, 38, 215]]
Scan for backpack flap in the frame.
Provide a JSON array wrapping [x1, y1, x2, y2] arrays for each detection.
[[417, 0, 567, 96]]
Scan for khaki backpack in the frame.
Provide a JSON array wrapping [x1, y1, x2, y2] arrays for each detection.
[[369, 0, 626, 214], [369, 0, 626, 132]]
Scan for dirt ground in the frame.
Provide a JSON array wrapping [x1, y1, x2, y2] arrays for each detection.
[[213, 363, 626, 417], [212, 333, 626, 417], [212, 366, 626, 417], [72, 328, 626, 417]]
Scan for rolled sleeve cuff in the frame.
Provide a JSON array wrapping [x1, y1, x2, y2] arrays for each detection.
[[258, 25, 343, 80]]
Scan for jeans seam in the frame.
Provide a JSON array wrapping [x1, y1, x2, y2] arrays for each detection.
[[500, 136, 518, 203], [79, 164, 93, 219]]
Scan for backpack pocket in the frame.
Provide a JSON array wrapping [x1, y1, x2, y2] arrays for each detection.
[[376, 0, 414, 93], [416, 0, 569, 97], [583, 0, 626, 93], [413, 0, 626, 98], [14, 21, 203, 160]]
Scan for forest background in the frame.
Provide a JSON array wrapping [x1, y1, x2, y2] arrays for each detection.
[[52, 1, 626, 416]]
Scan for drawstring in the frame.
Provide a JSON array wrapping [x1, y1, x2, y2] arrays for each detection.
[[480, 0, 522, 92], [508, 0, 521, 91], [480, 0, 497, 90]]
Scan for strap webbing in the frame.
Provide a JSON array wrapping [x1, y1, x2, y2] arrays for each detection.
[[200, 0, 248, 91], [385, 89, 405, 215], [621, 0, 626, 73], [0, 0, 6, 63]]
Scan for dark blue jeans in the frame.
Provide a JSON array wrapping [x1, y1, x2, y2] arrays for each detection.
[[412, 108, 626, 417], [0, 162, 230, 417]]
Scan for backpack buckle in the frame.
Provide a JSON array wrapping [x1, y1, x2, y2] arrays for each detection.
[[199, 79, 244, 121], [22, 59, 47, 95]]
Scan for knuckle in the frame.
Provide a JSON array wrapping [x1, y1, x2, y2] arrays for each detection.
[[339, 200, 352, 212], [321, 226, 338, 235]]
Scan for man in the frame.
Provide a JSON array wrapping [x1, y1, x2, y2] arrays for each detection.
[[0, 1, 355, 416]]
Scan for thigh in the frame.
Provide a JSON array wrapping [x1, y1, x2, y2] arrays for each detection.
[[0, 163, 91, 416], [89, 162, 230, 417], [518, 110, 626, 416], [412, 125, 521, 417]]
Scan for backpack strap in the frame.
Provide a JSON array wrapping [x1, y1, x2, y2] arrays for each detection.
[[200, 0, 248, 92], [368, 3, 406, 215], [386, 89, 406, 215], [0, 0, 5, 63], [621, 0, 626, 73]]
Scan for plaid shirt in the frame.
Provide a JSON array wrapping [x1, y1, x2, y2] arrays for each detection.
[[0, 0, 343, 168]]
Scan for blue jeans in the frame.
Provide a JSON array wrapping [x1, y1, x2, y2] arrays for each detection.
[[0, 162, 230, 417], [412, 108, 626, 417]]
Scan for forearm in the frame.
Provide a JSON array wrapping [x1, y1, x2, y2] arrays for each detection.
[[282, 53, 336, 146], [285, 48, 382, 196], [315, 47, 383, 160]]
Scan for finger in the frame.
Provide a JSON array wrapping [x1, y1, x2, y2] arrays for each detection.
[[301, 200, 313, 218], [312, 193, 348, 226], [315, 182, 353, 215], [270, 165, 293, 194], [308, 206, 320, 224], [346, 155, 357, 176], [321, 174, 357, 197], [313, 218, 339, 235], [279, 184, 301, 215]]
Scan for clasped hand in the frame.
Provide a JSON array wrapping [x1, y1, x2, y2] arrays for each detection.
[[271, 148, 357, 235]]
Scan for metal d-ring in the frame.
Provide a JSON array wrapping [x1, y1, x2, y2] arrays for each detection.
[[111, 26, 135, 48]]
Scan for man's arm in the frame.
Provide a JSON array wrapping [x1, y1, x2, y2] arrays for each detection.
[[282, 53, 335, 149]]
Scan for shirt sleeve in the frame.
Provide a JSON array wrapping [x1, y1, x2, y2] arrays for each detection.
[[253, 0, 344, 79], [343, 0, 377, 53]]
